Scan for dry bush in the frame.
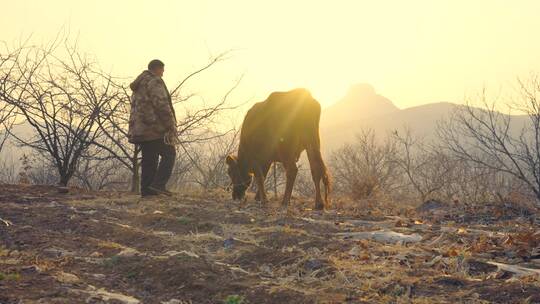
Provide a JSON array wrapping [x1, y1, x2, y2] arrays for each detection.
[[0, 153, 17, 183], [177, 130, 239, 190], [330, 129, 399, 200], [294, 165, 315, 198], [72, 153, 129, 191]]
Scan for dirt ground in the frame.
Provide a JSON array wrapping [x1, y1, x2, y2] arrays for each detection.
[[0, 184, 539, 304]]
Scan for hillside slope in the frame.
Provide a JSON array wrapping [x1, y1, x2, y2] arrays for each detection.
[[0, 184, 538, 303]]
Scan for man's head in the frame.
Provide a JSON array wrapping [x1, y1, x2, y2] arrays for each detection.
[[148, 59, 165, 77]]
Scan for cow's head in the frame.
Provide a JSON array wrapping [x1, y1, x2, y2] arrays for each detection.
[[226, 155, 252, 200]]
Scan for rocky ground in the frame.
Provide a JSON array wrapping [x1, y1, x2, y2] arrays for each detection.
[[0, 184, 539, 304]]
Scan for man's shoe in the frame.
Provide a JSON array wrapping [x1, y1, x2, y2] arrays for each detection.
[[141, 187, 160, 197], [148, 186, 174, 196]]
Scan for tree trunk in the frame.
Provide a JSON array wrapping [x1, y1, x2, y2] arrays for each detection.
[[130, 145, 141, 193], [273, 162, 278, 198], [59, 174, 69, 187]]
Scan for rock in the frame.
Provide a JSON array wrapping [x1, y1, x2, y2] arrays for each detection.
[[46, 201, 61, 208], [348, 246, 361, 257], [54, 271, 80, 284], [163, 250, 199, 258], [89, 251, 103, 258], [82, 285, 140, 304], [259, 264, 272, 275], [92, 273, 106, 280], [162, 300, 183, 304], [154, 231, 175, 237], [117, 248, 140, 257], [337, 230, 422, 244]]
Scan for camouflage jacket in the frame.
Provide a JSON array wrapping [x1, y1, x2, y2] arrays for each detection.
[[127, 70, 177, 143]]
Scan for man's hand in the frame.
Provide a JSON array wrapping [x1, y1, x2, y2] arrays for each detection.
[[168, 125, 177, 137], [164, 125, 179, 146]]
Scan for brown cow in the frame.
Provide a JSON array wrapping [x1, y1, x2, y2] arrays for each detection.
[[226, 88, 331, 210]]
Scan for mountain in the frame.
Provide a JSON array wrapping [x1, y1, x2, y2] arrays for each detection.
[[322, 83, 399, 128], [320, 84, 526, 152]]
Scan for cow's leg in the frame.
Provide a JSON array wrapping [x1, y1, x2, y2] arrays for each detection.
[[255, 162, 271, 202], [253, 164, 268, 204], [306, 148, 324, 210], [281, 161, 298, 207]]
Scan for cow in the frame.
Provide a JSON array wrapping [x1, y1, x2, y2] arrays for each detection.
[[226, 88, 331, 210]]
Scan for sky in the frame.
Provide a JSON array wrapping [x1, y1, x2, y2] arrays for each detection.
[[1, 0, 540, 110]]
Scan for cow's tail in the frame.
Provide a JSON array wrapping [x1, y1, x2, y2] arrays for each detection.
[[308, 101, 331, 208], [320, 151, 332, 207]]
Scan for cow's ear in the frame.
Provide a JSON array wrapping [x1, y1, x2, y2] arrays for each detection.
[[225, 155, 237, 166]]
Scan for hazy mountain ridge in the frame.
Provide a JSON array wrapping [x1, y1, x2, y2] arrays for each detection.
[[320, 84, 528, 151], [2, 84, 531, 158], [321, 83, 399, 128]]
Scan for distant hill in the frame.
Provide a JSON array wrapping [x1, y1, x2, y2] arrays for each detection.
[[322, 83, 399, 129], [320, 84, 528, 152], [0, 122, 34, 160]]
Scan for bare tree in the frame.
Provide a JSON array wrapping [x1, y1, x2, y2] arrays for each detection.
[[92, 82, 141, 191], [439, 80, 540, 204], [0, 41, 117, 186], [0, 42, 21, 152]]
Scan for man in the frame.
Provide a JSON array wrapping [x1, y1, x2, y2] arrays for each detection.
[[128, 59, 177, 197]]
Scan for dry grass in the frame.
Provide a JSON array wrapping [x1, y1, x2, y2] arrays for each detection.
[[1, 184, 539, 303]]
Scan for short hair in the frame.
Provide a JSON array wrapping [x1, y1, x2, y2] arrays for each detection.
[[148, 59, 164, 70]]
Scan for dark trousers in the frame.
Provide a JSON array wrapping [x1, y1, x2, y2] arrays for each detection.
[[140, 138, 176, 193]]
